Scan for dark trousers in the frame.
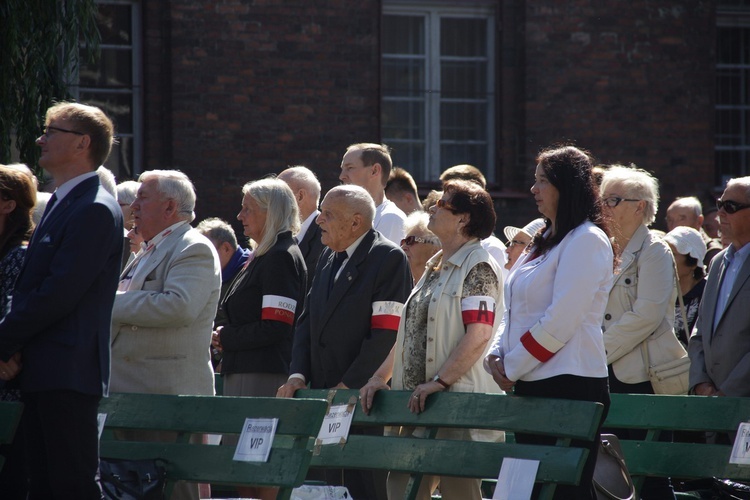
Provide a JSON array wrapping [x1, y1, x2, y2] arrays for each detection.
[[514, 374, 610, 500], [22, 390, 102, 500], [606, 366, 675, 500]]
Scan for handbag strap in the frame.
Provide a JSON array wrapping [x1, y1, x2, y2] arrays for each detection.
[[593, 438, 637, 500]]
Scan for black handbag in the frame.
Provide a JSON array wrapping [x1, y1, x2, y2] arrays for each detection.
[[100, 458, 167, 500], [593, 434, 636, 500]]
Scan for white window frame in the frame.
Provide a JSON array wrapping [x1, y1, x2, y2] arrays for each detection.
[[382, 1, 496, 183]]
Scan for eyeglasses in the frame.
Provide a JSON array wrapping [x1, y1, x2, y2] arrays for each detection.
[[401, 236, 439, 247], [41, 125, 84, 137], [717, 198, 750, 215], [435, 199, 457, 211], [602, 196, 640, 208], [508, 239, 529, 247]]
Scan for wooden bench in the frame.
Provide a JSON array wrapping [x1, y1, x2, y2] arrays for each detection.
[[603, 393, 750, 495], [296, 389, 604, 500], [99, 393, 328, 500], [0, 401, 23, 471]]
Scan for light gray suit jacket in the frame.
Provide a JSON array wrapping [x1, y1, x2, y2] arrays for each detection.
[[110, 222, 221, 395], [688, 245, 750, 396]]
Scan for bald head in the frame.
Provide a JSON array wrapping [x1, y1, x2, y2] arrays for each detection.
[[666, 196, 703, 231], [317, 185, 376, 251], [278, 166, 321, 220]]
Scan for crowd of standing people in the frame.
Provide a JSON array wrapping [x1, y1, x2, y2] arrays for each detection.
[[0, 101, 747, 500]]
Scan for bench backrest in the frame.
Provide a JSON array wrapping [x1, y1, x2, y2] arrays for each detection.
[[0, 401, 23, 471], [99, 393, 328, 500], [296, 389, 604, 500], [604, 394, 750, 482]]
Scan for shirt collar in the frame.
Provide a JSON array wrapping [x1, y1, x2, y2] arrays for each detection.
[[52, 171, 98, 203], [297, 210, 320, 241]]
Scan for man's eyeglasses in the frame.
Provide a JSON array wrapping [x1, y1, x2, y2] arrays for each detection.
[[717, 198, 750, 215], [41, 125, 84, 137], [401, 236, 439, 247], [602, 196, 640, 208], [435, 199, 457, 211]]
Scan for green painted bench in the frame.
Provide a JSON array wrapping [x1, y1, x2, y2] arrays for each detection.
[[0, 401, 23, 471], [603, 393, 750, 496], [296, 389, 604, 500], [98, 393, 328, 500]]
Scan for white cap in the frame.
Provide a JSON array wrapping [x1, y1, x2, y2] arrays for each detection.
[[503, 218, 546, 242], [663, 226, 706, 263]]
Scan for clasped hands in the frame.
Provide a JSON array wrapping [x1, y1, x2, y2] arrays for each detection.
[[0, 353, 22, 381], [487, 355, 515, 392]]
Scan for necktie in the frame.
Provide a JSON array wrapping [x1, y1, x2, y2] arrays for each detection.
[[38, 192, 58, 228], [328, 251, 348, 296]]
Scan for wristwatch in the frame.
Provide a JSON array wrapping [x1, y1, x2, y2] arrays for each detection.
[[432, 374, 450, 389]]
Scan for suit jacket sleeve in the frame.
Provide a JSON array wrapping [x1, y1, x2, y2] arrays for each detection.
[[219, 249, 305, 351], [111, 239, 218, 328], [340, 246, 412, 388], [0, 202, 121, 359], [289, 250, 329, 379]]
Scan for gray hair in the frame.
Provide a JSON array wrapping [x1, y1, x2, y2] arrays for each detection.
[[403, 211, 439, 244], [116, 180, 140, 206], [669, 196, 702, 217], [96, 166, 117, 200], [138, 170, 197, 223], [242, 177, 300, 256], [601, 164, 660, 226], [278, 166, 321, 204], [195, 217, 238, 248], [325, 185, 376, 225], [726, 176, 750, 201]]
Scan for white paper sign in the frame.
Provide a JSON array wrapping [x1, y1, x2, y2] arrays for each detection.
[[730, 422, 750, 465], [316, 404, 355, 445], [493, 458, 540, 500], [97, 413, 107, 439], [233, 417, 278, 462]]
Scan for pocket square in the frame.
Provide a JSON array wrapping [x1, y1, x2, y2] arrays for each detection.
[[39, 234, 52, 244]]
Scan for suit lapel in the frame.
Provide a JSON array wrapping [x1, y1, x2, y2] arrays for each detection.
[[319, 230, 375, 329], [127, 224, 191, 290], [715, 251, 750, 334], [704, 249, 728, 339]]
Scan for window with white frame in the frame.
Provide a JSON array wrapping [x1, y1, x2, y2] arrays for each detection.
[[381, 2, 496, 183], [73, 0, 141, 179], [716, 5, 750, 185]]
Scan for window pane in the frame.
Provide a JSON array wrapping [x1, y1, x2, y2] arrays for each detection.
[[79, 48, 133, 87], [441, 18, 486, 57], [382, 100, 425, 140], [441, 102, 487, 141], [79, 92, 133, 134], [383, 58, 425, 97], [441, 143, 487, 173], [383, 15, 424, 54], [441, 61, 487, 98], [717, 69, 742, 105], [105, 136, 134, 179], [390, 144, 426, 180], [97, 4, 132, 45]]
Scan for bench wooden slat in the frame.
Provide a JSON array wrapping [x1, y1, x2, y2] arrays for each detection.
[[296, 389, 604, 499], [99, 393, 329, 500]]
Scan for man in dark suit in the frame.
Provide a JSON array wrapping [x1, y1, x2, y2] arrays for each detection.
[[689, 176, 750, 398], [278, 166, 324, 294], [0, 102, 123, 498], [278, 185, 411, 499]]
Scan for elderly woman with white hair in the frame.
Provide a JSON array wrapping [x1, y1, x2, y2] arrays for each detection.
[[600, 164, 685, 499], [663, 227, 707, 346], [401, 211, 441, 282]]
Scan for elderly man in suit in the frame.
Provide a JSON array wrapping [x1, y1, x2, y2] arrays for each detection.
[[0, 102, 123, 499], [278, 184, 412, 499], [689, 176, 750, 398], [278, 166, 324, 294], [111, 169, 221, 500]]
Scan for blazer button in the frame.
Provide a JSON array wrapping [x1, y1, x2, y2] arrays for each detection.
[[604, 314, 611, 320], [427, 358, 433, 362], [432, 298, 436, 302], [429, 317, 435, 321], [131, 325, 138, 331], [625, 278, 631, 284], [428, 337, 433, 342]]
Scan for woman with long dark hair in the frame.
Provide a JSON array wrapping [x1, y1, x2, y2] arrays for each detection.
[[486, 145, 614, 499]]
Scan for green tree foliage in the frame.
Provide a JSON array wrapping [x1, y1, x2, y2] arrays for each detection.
[[0, 0, 100, 173]]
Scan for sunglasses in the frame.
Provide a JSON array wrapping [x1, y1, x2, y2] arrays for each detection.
[[602, 196, 640, 208], [717, 198, 750, 215], [401, 236, 439, 247], [435, 199, 457, 211], [508, 239, 529, 247]]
